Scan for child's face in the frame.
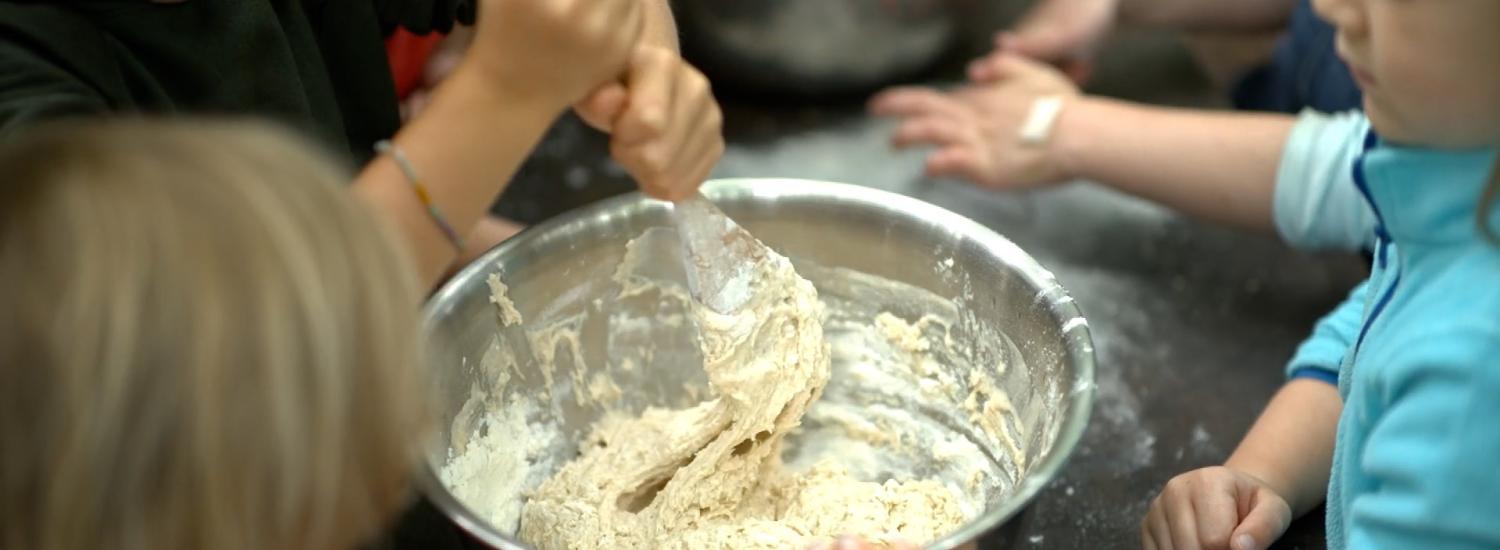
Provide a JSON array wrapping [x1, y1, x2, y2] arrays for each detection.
[[1314, 0, 1500, 148]]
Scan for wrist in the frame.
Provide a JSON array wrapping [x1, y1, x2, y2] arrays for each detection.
[[1225, 454, 1303, 512], [445, 60, 573, 116], [1049, 94, 1098, 180]]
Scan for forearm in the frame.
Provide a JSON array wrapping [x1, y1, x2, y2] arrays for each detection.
[[353, 68, 558, 289], [1225, 379, 1341, 517], [1054, 97, 1294, 232], [1118, 0, 1296, 32], [642, 0, 679, 51]]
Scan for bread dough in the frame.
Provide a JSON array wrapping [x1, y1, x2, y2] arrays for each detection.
[[487, 271, 523, 327], [518, 240, 966, 549]]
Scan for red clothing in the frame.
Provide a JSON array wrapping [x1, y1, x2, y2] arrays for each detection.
[[386, 28, 445, 100]]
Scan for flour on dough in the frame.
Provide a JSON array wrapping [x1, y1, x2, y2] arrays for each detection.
[[518, 234, 968, 549], [441, 399, 555, 534]]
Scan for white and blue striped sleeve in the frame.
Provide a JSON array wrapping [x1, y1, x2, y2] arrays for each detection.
[[1273, 110, 1378, 252]]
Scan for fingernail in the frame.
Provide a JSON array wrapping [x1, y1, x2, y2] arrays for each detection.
[[1234, 534, 1256, 550], [835, 535, 860, 550]]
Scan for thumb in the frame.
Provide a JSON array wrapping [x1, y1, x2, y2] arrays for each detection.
[[966, 51, 1010, 83], [1231, 488, 1293, 550], [573, 82, 629, 132], [1061, 60, 1094, 84], [984, 32, 1095, 86], [967, 52, 1044, 84]]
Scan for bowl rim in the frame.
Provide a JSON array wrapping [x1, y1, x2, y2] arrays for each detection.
[[419, 178, 1096, 549]]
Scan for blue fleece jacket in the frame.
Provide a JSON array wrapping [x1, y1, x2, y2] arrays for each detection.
[[1274, 111, 1500, 549]]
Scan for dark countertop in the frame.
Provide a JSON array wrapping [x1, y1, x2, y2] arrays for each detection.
[[383, 28, 1365, 550]]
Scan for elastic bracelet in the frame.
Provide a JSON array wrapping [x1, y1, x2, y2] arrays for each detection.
[[1019, 95, 1066, 146], [375, 140, 466, 253]]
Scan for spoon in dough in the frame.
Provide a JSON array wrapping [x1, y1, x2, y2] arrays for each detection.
[[672, 193, 768, 315]]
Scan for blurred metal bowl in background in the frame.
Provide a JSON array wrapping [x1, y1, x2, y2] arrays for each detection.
[[673, 0, 960, 96], [420, 179, 1094, 549]]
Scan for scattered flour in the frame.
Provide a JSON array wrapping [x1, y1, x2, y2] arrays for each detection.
[[440, 399, 557, 534]]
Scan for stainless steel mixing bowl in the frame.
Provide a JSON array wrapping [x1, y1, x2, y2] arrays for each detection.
[[420, 179, 1094, 549]]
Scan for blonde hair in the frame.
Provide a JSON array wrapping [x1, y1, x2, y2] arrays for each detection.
[[0, 120, 429, 550]]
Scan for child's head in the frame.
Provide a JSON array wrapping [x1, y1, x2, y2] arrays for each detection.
[[0, 120, 428, 550], [1314, 0, 1500, 148]]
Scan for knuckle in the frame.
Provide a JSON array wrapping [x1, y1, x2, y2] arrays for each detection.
[[635, 108, 668, 138], [617, 143, 665, 178], [644, 46, 674, 64], [687, 70, 712, 94], [705, 107, 724, 132], [1204, 469, 1232, 486], [1164, 476, 1187, 493], [642, 146, 670, 172]]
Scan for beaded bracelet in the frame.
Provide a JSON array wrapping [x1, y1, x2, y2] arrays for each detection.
[[375, 140, 466, 253]]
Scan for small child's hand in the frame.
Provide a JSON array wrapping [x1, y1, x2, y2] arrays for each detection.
[[968, 0, 1120, 84], [573, 46, 724, 201], [869, 54, 1078, 190], [1142, 466, 1293, 550], [465, 0, 644, 109]]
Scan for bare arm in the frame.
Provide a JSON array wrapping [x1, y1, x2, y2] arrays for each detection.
[[1118, 0, 1298, 32], [353, 71, 557, 288], [876, 54, 1293, 231], [1226, 379, 1341, 517], [1055, 97, 1295, 232], [361, 0, 717, 289]]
